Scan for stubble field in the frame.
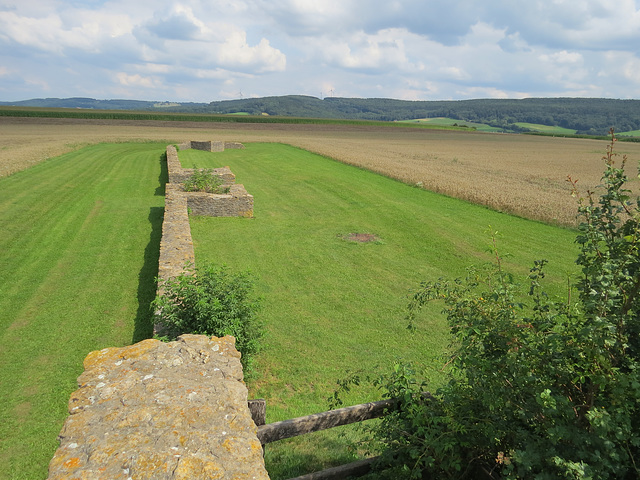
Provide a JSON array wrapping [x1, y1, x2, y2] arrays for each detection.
[[3, 116, 640, 227]]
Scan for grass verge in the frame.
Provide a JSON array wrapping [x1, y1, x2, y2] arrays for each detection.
[[0, 143, 166, 479], [184, 144, 580, 478]]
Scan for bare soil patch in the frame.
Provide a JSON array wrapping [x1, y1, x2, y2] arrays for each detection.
[[342, 233, 381, 243]]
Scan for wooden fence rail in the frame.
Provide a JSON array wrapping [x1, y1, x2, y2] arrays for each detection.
[[256, 397, 397, 445], [248, 392, 431, 480]]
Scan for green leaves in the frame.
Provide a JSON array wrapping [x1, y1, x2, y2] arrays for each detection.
[[183, 165, 229, 193], [372, 130, 640, 479], [152, 263, 263, 372]]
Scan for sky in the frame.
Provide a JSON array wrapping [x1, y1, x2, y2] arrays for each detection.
[[1, 0, 640, 103]]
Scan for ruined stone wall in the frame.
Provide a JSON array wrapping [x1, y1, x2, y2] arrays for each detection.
[[168, 144, 237, 185], [176, 141, 245, 152], [157, 183, 195, 287], [171, 166, 236, 186], [165, 143, 253, 219], [166, 144, 183, 184], [48, 143, 262, 479], [48, 335, 269, 480], [187, 184, 254, 217], [179, 166, 236, 187], [159, 143, 253, 287]]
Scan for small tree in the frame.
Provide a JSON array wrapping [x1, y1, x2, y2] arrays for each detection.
[[153, 264, 263, 372], [369, 130, 640, 479]]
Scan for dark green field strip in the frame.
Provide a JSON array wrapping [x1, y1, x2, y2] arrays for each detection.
[[0, 143, 166, 479], [0, 107, 460, 130], [184, 144, 580, 478]]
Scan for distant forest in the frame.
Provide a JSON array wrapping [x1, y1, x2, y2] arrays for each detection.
[[2, 95, 639, 135]]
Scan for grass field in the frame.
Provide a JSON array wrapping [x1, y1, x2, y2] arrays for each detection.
[[0, 143, 166, 479], [398, 116, 503, 132], [4, 117, 639, 227], [0, 137, 588, 479], [514, 122, 578, 135], [181, 144, 581, 478], [2, 119, 639, 477], [620, 129, 640, 137]]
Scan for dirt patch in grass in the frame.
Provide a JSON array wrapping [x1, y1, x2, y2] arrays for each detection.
[[13, 402, 31, 421], [341, 233, 381, 243]]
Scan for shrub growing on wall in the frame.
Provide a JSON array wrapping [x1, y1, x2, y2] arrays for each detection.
[[183, 166, 229, 194], [153, 264, 263, 372], [367, 131, 640, 479]]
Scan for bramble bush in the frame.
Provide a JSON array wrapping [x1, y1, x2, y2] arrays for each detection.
[[364, 131, 640, 479], [152, 263, 263, 372]]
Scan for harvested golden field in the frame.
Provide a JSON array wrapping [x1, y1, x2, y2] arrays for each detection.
[[3, 116, 639, 226]]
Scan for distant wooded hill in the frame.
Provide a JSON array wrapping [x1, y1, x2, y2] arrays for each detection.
[[2, 95, 639, 135]]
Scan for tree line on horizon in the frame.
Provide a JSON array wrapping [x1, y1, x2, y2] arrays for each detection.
[[2, 95, 639, 135]]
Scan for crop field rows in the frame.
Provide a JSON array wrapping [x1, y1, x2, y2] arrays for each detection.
[[3, 117, 640, 227]]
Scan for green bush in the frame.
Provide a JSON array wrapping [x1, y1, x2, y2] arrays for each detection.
[[183, 165, 229, 193], [368, 131, 640, 479], [152, 264, 263, 372]]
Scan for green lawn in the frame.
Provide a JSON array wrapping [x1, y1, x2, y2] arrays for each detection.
[[0, 140, 584, 479], [515, 122, 578, 135], [619, 129, 640, 137], [0, 142, 167, 479], [183, 144, 581, 478]]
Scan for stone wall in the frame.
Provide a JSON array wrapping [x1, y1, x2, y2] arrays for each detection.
[[157, 142, 253, 307], [166, 144, 183, 184], [48, 142, 264, 479], [186, 184, 254, 218], [167, 145, 236, 185], [157, 183, 195, 288], [48, 335, 269, 480], [177, 141, 245, 152], [172, 166, 236, 187], [165, 143, 253, 220]]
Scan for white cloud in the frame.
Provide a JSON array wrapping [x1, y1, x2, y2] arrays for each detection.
[[216, 34, 286, 73], [0, 9, 132, 54], [1, 0, 640, 101], [115, 72, 160, 89], [539, 51, 583, 64], [623, 57, 640, 84], [318, 29, 409, 72]]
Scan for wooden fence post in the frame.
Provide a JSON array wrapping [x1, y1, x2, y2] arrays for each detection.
[[248, 398, 266, 426]]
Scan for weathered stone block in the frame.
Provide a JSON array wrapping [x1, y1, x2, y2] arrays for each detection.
[[48, 335, 269, 480]]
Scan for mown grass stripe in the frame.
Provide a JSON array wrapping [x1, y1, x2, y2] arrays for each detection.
[[0, 143, 166, 479]]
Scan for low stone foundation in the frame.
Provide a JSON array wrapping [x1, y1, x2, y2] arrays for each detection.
[[177, 141, 245, 152], [48, 335, 269, 479], [165, 144, 253, 219], [166, 146, 236, 185], [186, 184, 254, 217]]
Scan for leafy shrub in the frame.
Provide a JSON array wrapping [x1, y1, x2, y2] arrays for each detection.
[[368, 131, 640, 479], [183, 165, 229, 193], [152, 263, 263, 372]]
